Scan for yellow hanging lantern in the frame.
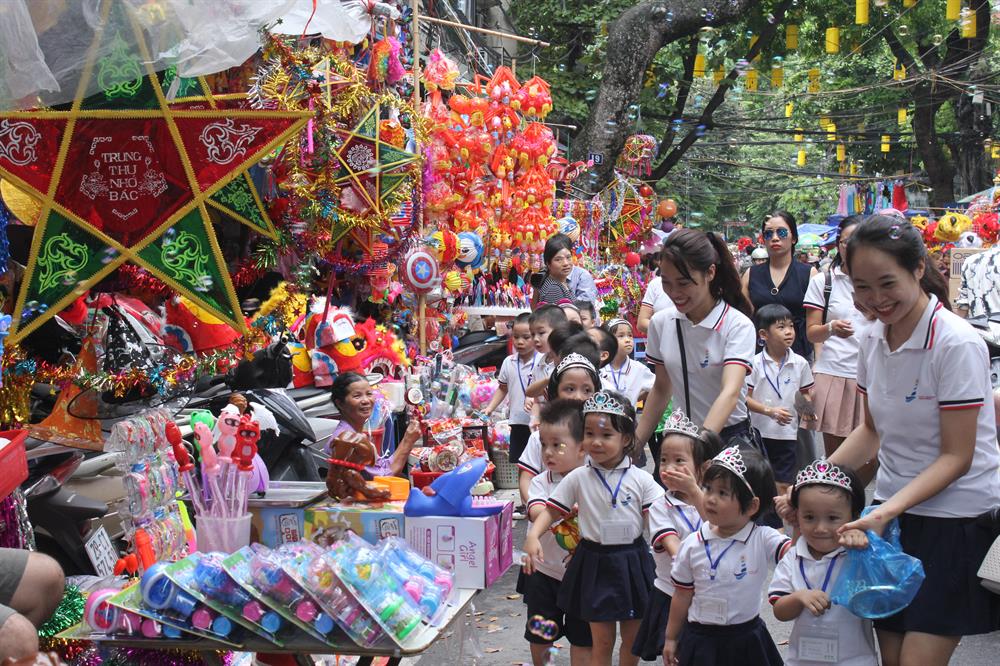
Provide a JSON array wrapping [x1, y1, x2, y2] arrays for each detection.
[[750, 36, 760, 61], [856, 0, 869, 24], [903, 0, 916, 6], [797, 149, 807, 166], [898, 107, 908, 125], [713, 65, 726, 85], [837, 143, 846, 162], [808, 68, 821, 93], [693, 54, 706, 78], [786, 24, 799, 50], [819, 115, 830, 129], [825, 27, 840, 54], [794, 128, 804, 142], [850, 162, 858, 175], [893, 62, 906, 81], [827, 123, 837, 142], [785, 102, 795, 118], [745, 69, 758, 91], [881, 135, 891, 153], [961, 9, 977, 38], [947, 0, 961, 21], [771, 67, 783, 89], [992, 146, 1000, 159]]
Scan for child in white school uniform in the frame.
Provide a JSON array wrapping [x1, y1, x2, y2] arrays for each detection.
[[600, 319, 654, 406], [484, 312, 540, 467], [746, 303, 815, 493], [521, 399, 592, 665], [631, 410, 723, 662], [525, 391, 663, 666], [664, 446, 791, 666], [769, 460, 877, 666]]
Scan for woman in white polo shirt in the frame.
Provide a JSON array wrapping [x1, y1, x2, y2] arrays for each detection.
[[636, 229, 757, 449], [803, 215, 868, 457], [830, 216, 1000, 665]]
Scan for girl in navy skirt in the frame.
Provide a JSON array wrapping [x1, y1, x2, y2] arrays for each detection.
[[631, 411, 722, 661], [525, 390, 663, 666], [665, 446, 791, 666]]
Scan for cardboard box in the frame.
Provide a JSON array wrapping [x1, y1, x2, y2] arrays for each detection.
[[949, 247, 989, 302], [304, 500, 406, 545], [405, 502, 514, 589], [248, 482, 328, 547]]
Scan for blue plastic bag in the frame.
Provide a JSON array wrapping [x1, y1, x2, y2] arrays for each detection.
[[829, 506, 925, 619]]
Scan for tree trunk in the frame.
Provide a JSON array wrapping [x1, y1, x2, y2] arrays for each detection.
[[912, 86, 956, 207], [572, 0, 760, 190], [950, 83, 993, 199]]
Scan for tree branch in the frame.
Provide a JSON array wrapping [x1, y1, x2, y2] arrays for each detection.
[[657, 36, 699, 157], [648, 0, 794, 181]]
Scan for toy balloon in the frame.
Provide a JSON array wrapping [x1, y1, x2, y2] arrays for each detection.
[[557, 216, 580, 242], [657, 198, 678, 219], [625, 252, 641, 268], [402, 248, 440, 294]]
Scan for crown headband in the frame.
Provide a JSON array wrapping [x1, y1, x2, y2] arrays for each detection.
[[556, 352, 595, 376], [583, 391, 628, 417], [711, 446, 755, 496], [662, 410, 700, 438], [606, 318, 631, 333], [794, 459, 852, 493]]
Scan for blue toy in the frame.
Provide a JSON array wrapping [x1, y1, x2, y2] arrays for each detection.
[[404, 457, 506, 517]]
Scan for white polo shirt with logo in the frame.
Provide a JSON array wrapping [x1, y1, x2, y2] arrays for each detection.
[[747, 349, 814, 440], [497, 352, 543, 425], [642, 278, 674, 313], [803, 266, 867, 378], [600, 358, 655, 406], [768, 540, 877, 666], [547, 457, 663, 543], [646, 301, 756, 428], [648, 493, 702, 596], [857, 294, 1000, 518], [527, 470, 572, 580], [671, 521, 791, 625]]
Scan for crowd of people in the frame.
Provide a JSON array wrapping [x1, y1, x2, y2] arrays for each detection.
[[498, 215, 1000, 666]]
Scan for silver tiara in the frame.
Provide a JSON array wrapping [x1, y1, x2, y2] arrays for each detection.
[[711, 446, 755, 496], [794, 459, 852, 492], [556, 352, 595, 375], [662, 410, 700, 438], [582, 391, 628, 417], [606, 318, 631, 332]]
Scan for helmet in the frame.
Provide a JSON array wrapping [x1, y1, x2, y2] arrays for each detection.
[[751, 247, 768, 260]]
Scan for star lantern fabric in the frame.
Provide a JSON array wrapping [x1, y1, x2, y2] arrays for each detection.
[[0, 0, 310, 342]]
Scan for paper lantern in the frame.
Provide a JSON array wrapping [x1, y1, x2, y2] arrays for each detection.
[[827, 123, 837, 142], [745, 69, 758, 92], [785, 102, 794, 118], [881, 135, 891, 153], [786, 25, 799, 50], [837, 143, 846, 162], [693, 54, 706, 78], [961, 9, 976, 38], [713, 65, 726, 85], [903, 0, 915, 6], [771, 67, 783, 89], [797, 149, 806, 166], [947, 0, 961, 21], [856, 0, 869, 24], [893, 63, 906, 81], [794, 128, 803, 142], [825, 27, 840, 54], [658, 199, 678, 218], [898, 108, 908, 125], [625, 252, 641, 268], [808, 69, 820, 93]]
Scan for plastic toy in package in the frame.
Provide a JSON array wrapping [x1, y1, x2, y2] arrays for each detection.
[[375, 537, 455, 624]]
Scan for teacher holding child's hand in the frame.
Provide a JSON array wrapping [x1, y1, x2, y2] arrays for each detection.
[[827, 216, 1000, 666]]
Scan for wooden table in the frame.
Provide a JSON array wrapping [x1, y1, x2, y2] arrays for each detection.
[[59, 589, 479, 665]]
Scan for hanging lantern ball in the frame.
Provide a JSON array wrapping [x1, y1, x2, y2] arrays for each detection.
[[638, 184, 654, 198], [625, 251, 642, 268], [658, 198, 678, 218]]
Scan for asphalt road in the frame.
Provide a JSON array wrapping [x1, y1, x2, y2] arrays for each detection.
[[408, 488, 1000, 665]]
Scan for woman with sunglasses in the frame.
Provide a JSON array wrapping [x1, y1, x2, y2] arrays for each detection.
[[741, 211, 818, 362]]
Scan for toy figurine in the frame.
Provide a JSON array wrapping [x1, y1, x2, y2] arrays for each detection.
[[325, 430, 392, 502]]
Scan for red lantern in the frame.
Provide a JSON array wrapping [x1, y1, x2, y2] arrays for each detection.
[[657, 198, 678, 218], [638, 184, 654, 197], [625, 251, 641, 268]]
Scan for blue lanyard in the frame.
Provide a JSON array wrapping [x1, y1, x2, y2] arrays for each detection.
[[761, 351, 788, 400], [611, 359, 629, 393], [674, 504, 702, 535], [592, 466, 628, 508], [799, 553, 841, 593], [703, 537, 738, 581], [517, 354, 537, 396]]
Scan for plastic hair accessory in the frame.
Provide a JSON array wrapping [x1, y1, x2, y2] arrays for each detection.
[[794, 459, 853, 492], [711, 446, 755, 495], [582, 391, 628, 417], [662, 409, 700, 438], [555, 352, 596, 375]]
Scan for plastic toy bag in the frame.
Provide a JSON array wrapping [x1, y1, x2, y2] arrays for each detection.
[[830, 507, 925, 619]]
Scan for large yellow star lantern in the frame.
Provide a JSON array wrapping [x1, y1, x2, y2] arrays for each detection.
[[0, 0, 310, 343]]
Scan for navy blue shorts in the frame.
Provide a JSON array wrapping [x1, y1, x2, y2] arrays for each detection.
[[760, 437, 796, 484], [522, 571, 592, 647], [874, 511, 1000, 636], [509, 424, 531, 465]]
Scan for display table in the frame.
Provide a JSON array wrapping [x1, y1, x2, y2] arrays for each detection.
[[59, 589, 478, 666]]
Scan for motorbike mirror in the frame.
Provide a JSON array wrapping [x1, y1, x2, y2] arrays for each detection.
[[24, 474, 60, 499]]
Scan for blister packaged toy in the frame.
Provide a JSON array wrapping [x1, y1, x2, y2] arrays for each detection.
[[192, 551, 290, 644], [375, 537, 455, 624], [136, 562, 245, 645]]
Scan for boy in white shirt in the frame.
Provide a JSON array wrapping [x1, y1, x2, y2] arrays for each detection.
[[599, 319, 654, 406], [485, 312, 538, 467], [746, 304, 814, 493], [522, 399, 592, 665]]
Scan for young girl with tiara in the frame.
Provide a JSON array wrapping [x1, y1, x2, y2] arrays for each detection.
[[664, 446, 791, 666], [525, 390, 663, 666], [769, 460, 877, 665], [631, 410, 723, 661]]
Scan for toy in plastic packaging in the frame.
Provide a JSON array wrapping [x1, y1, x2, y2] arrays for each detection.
[[84, 587, 142, 637], [829, 507, 925, 619], [375, 537, 455, 624], [138, 561, 246, 645]]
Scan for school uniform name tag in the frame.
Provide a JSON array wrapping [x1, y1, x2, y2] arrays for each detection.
[[695, 596, 728, 624], [797, 630, 838, 663], [600, 519, 632, 545]]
